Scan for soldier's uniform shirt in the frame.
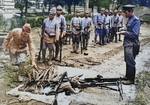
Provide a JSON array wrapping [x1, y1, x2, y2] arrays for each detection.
[[70, 17, 82, 32], [54, 15, 66, 32], [42, 17, 59, 43], [104, 15, 111, 29], [111, 15, 119, 27], [123, 14, 140, 47], [81, 17, 93, 33], [96, 14, 105, 29], [118, 15, 124, 27], [2, 28, 36, 64]]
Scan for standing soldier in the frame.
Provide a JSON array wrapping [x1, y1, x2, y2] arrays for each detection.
[[70, 10, 82, 54], [118, 10, 124, 41], [41, 8, 59, 64], [104, 9, 111, 43], [111, 10, 119, 43], [2, 23, 37, 81], [54, 5, 66, 61], [117, 5, 140, 84], [81, 10, 93, 50], [108, 10, 113, 42], [96, 8, 105, 45]]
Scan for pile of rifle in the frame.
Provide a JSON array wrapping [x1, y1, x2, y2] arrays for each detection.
[[18, 65, 126, 101]]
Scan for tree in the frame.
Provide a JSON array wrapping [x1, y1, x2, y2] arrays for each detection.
[[15, 1, 25, 18], [89, 0, 112, 12]]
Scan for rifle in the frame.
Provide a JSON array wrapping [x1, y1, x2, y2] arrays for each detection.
[[80, 33, 83, 54], [59, 18, 63, 63], [37, 31, 43, 61]]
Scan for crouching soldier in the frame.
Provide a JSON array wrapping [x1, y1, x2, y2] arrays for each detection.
[[70, 10, 82, 54], [41, 8, 59, 64], [81, 10, 93, 50], [2, 23, 37, 81]]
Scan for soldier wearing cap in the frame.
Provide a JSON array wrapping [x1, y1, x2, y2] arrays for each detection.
[[117, 5, 140, 85], [2, 23, 38, 81], [118, 9, 124, 41], [81, 10, 93, 50], [41, 8, 59, 64], [54, 5, 66, 60], [111, 9, 119, 42], [108, 10, 113, 42], [70, 10, 82, 54], [95, 8, 106, 45], [104, 9, 111, 43]]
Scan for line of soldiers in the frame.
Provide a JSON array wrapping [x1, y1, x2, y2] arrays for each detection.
[[2, 5, 140, 85], [94, 8, 124, 45]]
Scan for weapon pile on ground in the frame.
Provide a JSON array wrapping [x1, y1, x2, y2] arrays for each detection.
[[18, 65, 127, 101]]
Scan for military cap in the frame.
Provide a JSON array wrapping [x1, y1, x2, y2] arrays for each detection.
[[85, 10, 89, 14], [122, 5, 135, 11], [109, 10, 113, 13], [76, 10, 80, 13], [114, 9, 118, 13], [56, 5, 62, 11], [105, 9, 108, 13], [49, 8, 56, 15], [118, 9, 122, 12], [101, 8, 105, 11]]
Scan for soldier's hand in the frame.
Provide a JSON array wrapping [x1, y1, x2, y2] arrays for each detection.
[[116, 31, 125, 35], [61, 34, 64, 38], [32, 62, 39, 73]]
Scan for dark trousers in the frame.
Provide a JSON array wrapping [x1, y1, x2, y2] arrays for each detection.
[[98, 29, 105, 44], [55, 41, 59, 57], [118, 27, 122, 41], [82, 32, 90, 48], [112, 27, 118, 42], [124, 45, 140, 81]]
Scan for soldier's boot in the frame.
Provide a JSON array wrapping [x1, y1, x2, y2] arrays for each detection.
[[42, 49, 46, 63], [71, 43, 76, 53], [18, 62, 26, 82], [75, 43, 79, 54], [48, 51, 53, 66]]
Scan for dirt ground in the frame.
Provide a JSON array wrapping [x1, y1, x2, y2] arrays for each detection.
[[1, 7, 150, 104]]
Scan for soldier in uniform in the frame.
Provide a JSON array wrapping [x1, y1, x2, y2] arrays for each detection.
[[104, 9, 111, 43], [54, 5, 66, 60], [117, 5, 140, 85], [118, 10, 124, 41], [70, 10, 82, 54], [108, 10, 113, 42], [2, 23, 37, 81], [96, 8, 106, 45], [111, 10, 119, 43], [41, 8, 59, 64], [81, 10, 93, 50]]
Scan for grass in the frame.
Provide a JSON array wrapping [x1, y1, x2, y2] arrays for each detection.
[[3, 55, 33, 88], [128, 71, 150, 105]]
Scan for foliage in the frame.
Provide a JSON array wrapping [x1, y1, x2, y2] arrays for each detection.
[[89, 0, 112, 11]]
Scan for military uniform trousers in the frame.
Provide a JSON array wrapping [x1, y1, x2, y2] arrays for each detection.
[[124, 45, 140, 81]]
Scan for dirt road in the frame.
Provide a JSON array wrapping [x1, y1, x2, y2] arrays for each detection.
[[0, 23, 150, 105]]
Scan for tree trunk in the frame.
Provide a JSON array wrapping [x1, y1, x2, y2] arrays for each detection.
[[24, 0, 28, 22], [48, 3, 51, 12], [92, 6, 94, 17], [68, 5, 71, 14], [20, 9, 23, 18], [74, 3, 75, 15]]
